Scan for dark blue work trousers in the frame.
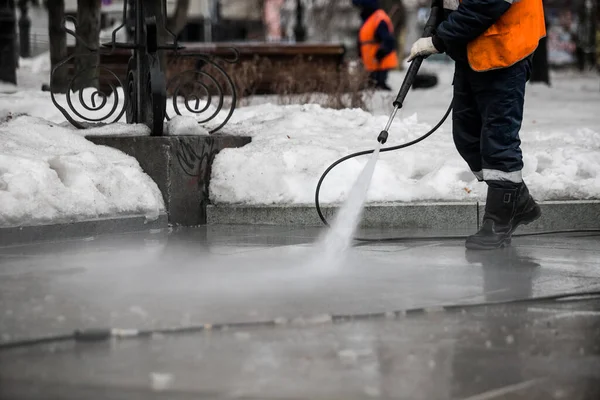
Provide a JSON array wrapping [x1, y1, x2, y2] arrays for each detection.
[[452, 58, 532, 182]]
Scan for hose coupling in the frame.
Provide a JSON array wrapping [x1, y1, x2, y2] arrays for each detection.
[[377, 130, 389, 144]]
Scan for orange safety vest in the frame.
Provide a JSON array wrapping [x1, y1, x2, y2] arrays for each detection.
[[358, 9, 399, 71], [465, 0, 546, 72]]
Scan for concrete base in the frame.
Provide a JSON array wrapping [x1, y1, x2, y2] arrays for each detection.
[[0, 213, 168, 246], [207, 200, 600, 231], [87, 135, 251, 226]]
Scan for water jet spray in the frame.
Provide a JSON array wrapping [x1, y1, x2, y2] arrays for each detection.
[[315, 0, 448, 249]]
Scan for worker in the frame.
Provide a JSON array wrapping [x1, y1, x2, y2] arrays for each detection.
[[353, 0, 399, 90], [380, 0, 408, 68], [407, 0, 546, 250]]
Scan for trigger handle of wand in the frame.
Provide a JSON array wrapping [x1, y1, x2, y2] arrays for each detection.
[[392, 58, 424, 109]]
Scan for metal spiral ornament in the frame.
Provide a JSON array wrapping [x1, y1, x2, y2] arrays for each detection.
[[166, 56, 237, 134], [50, 62, 128, 128], [50, 14, 127, 129], [125, 59, 137, 124], [50, 1, 239, 135]]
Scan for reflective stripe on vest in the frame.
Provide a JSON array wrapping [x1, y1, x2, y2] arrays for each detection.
[[464, 0, 546, 72], [358, 9, 399, 72]]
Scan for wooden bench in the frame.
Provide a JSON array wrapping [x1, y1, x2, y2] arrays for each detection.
[[65, 42, 347, 96]]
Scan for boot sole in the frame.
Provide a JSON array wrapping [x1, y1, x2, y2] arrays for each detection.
[[465, 237, 512, 251]]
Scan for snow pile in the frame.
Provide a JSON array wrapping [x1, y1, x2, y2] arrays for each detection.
[[0, 82, 17, 94], [82, 122, 151, 137], [2, 85, 226, 134], [3, 88, 84, 123], [522, 128, 600, 200], [18, 52, 51, 75], [211, 102, 600, 205], [210, 103, 478, 205], [0, 115, 165, 227], [166, 115, 209, 136], [2, 60, 600, 216]]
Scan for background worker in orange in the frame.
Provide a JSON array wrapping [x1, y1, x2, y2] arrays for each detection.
[[353, 0, 399, 90], [407, 0, 546, 250]]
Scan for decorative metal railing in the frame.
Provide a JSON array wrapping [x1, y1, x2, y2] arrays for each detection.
[[50, 0, 237, 135]]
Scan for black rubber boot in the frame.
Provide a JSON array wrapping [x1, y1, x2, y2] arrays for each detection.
[[466, 181, 541, 250], [511, 182, 542, 232]]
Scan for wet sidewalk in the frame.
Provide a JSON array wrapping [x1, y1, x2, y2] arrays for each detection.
[[1, 226, 599, 399]]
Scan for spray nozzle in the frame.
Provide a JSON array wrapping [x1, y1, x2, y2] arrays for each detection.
[[377, 130, 388, 145]]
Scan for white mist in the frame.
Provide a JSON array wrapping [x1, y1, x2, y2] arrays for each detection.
[[314, 142, 382, 269]]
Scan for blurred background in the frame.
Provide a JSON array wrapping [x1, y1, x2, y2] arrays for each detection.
[[5, 0, 595, 68], [0, 0, 598, 106]]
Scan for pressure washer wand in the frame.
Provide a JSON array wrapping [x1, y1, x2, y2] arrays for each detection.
[[377, 0, 443, 145]]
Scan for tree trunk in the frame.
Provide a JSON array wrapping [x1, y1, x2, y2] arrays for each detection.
[[47, 0, 68, 92], [73, 0, 101, 92], [18, 0, 31, 58], [168, 0, 190, 36], [0, 0, 17, 85]]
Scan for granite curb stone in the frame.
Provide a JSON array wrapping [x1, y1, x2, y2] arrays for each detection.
[[0, 213, 169, 246], [207, 201, 600, 231]]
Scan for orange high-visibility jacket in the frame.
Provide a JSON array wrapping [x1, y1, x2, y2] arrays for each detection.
[[358, 10, 399, 71], [463, 0, 546, 71]]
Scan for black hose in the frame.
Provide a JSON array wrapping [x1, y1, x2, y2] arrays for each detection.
[[314, 101, 600, 243], [315, 101, 453, 228]]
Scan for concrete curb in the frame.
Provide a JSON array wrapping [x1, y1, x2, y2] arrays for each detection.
[[0, 213, 169, 246], [482, 200, 600, 233], [207, 201, 600, 231]]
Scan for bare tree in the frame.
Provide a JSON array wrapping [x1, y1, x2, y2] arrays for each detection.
[[0, 0, 17, 84], [47, 0, 68, 92], [73, 0, 101, 91]]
